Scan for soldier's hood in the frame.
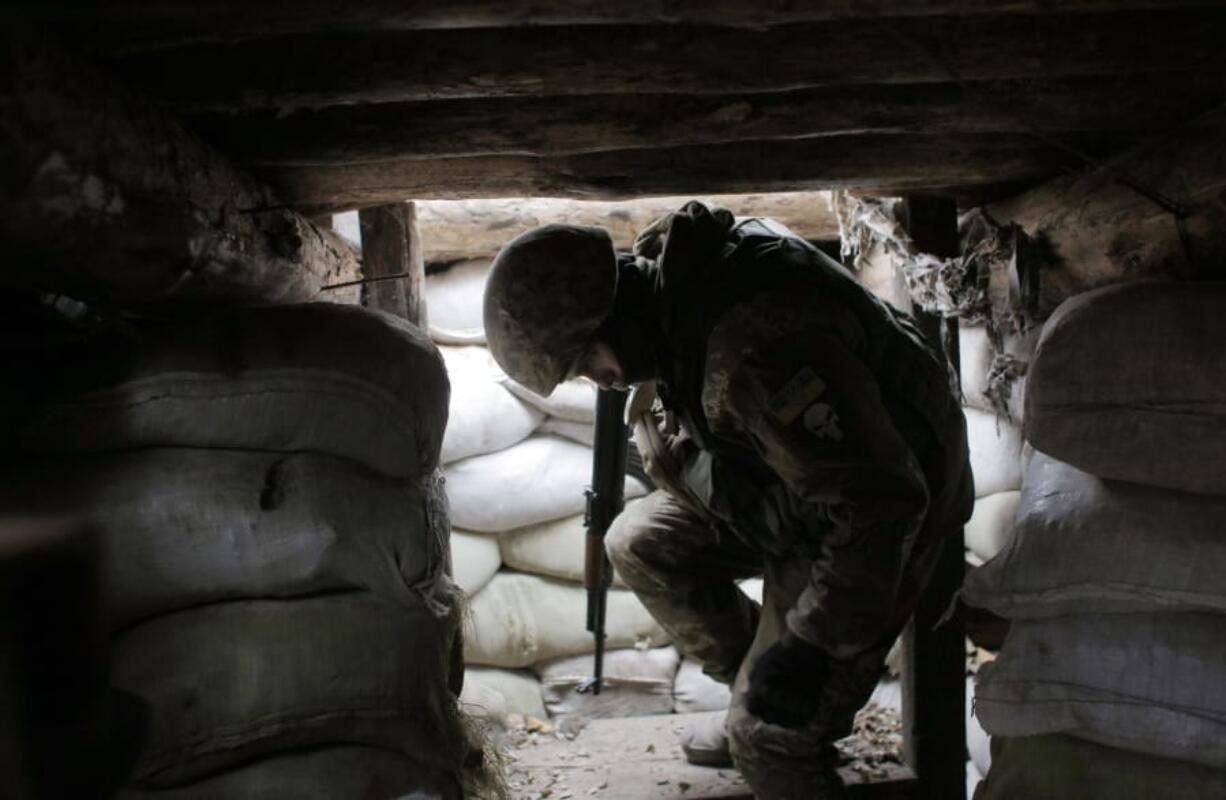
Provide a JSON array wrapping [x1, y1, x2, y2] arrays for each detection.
[[632, 200, 736, 296]]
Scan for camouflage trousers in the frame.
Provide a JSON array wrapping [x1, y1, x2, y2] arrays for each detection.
[[606, 489, 956, 800]]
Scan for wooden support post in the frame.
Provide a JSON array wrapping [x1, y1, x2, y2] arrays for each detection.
[[898, 197, 967, 800], [357, 201, 427, 326]]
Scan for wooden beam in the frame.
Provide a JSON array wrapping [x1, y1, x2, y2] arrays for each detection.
[[41, 1, 1226, 53], [264, 133, 1095, 213], [107, 11, 1226, 111], [898, 197, 968, 800], [988, 106, 1226, 316], [186, 75, 1226, 164], [414, 194, 839, 263], [0, 29, 360, 307], [357, 202, 427, 324]]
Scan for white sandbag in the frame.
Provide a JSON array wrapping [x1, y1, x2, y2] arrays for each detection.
[[499, 511, 629, 587], [439, 345, 543, 463], [539, 417, 595, 446], [449, 531, 501, 596], [958, 324, 1031, 420], [963, 491, 1020, 564], [962, 451, 1226, 619], [1025, 281, 1226, 495], [959, 325, 993, 411], [23, 304, 448, 478], [975, 611, 1226, 769], [117, 746, 459, 800], [446, 435, 647, 533], [0, 449, 448, 629], [975, 734, 1226, 800], [459, 667, 548, 721], [114, 593, 463, 788], [673, 658, 733, 714], [463, 573, 668, 668], [536, 647, 679, 719], [966, 407, 1023, 497], [425, 258, 490, 345], [503, 378, 598, 423]]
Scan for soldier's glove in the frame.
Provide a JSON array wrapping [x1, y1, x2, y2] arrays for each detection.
[[745, 631, 830, 729]]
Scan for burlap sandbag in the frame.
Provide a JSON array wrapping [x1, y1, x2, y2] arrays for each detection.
[[975, 734, 1226, 800], [0, 450, 449, 629], [439, 345, 543, 464], [23, 304, 448, 477], [975, 611, 1226, 769], [498, 511, 629, 587], [1025, 281, 1226, 495], [536, 647, 679, 719], [463, 572, 668, 668], [459, 667, 548, 721], [449, 530, 501, 596], [117, 746, 460, 800], [963, 451, 1226, 618], [114, 592, 464, 788], [445, 435, 646, 533]]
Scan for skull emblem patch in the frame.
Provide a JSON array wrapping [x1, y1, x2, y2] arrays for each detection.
[[802, 402, 844, 442]]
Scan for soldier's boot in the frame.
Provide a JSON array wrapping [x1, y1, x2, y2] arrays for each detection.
[[679, 711, 733, 767]]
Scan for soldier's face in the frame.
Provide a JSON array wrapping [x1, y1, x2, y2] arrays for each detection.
[[572, 340, 624, 390]]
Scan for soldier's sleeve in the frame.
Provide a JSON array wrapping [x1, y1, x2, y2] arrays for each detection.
[[705, 317, 930, 661]]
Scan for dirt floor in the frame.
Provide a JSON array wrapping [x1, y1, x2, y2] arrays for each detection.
[[497, 692, 907, 800]]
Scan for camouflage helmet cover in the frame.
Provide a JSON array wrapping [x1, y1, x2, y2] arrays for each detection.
[[483, 224, 617, 396]]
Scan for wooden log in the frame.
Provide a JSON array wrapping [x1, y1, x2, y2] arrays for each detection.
[[413, 193, 839, 263], [109, 11, 1226, 111], [187, 75, 1226, 164], [357, 202, 427, 324], [988, 107, 1226, 316], [43, 1, 1225, 53], [267, 133, 1095, 214], [0, 29, 360, 307]]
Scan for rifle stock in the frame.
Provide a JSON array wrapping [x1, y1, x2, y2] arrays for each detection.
[[577, 387, 628, 696]]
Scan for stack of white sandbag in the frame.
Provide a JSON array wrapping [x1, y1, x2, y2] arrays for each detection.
[[965, 282, 1226, 799], [427, 261, 671, 723], [10, 304, 470, 799], [958, 323, 1034, 565]]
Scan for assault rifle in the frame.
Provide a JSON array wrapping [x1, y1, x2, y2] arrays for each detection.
[[576, 387, 629, 696]]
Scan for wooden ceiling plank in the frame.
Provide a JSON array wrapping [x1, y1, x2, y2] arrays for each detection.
[[264, 133, 1093, 213], [109, 11, 1226, 112], [45, 1, 1226, 53], [186, 75, 1226, 164]]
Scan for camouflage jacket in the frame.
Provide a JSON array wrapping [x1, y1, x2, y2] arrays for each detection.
[[633, 202, 970, 660]]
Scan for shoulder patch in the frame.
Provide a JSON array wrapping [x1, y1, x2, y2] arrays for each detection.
[[768, 367, 826, 424]]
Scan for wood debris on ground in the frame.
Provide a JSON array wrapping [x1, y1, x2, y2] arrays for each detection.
[[834, 702, 905, 781]]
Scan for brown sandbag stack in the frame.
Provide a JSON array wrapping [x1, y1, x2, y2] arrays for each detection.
[[964, 281, 1226, 799], [8, 304, 472, 798]]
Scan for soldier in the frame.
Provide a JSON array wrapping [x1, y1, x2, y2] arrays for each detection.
[[483, 201, 973, 799]]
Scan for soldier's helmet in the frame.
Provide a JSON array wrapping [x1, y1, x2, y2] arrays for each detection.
[[483, 224, 617, 396]]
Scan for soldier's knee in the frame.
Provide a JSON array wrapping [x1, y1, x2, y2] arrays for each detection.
[[605, 508, 648, 576], [724, 704, 758, 765]]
